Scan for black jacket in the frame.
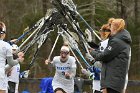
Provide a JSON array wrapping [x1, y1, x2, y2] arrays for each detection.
[[90, 29, 132, 92]]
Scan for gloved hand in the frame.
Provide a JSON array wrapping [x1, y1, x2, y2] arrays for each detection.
[[65, 72, 71, 79], [89, 73, 95, 80], [85, 53, 95, 62], [85, 29, 92, 42], [20, 70, 30, 78], [81, 69, 91, 76]]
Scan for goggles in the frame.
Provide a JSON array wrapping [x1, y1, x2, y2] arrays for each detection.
[[0, 27, 6, 34], [60, 51, 69, 55], [0, 31, 6, 34]]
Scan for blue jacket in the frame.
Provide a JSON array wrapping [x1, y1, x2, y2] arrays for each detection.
[[40, 77, 54, 93]]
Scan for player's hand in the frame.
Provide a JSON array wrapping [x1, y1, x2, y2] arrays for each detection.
[[65, 72, 71, 79], [81, 69, 88, 74], [10, 39, 18, 43], [17, 52, 24, 63], [85, 53, 95, 62], [88, 48, 94, 53], [81, 68, 91, 76], [45, 59, 51, 65], [18, 52, 24, 57]]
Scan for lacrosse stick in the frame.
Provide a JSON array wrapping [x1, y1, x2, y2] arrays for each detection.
[[59, 25, 91, 68], [47, 30, 62, 61], [57, 0, 101, 41]]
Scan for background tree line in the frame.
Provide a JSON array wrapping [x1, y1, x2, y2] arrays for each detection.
[[0, 0, 140, 80]]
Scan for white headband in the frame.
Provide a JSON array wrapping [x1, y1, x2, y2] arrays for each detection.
[[60, 46, 70, 52]]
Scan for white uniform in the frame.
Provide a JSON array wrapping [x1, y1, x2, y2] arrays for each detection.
[[93, 39, 109, 92], [99, 39, 109, 52], [52, 56, 76, 93], [8, 64, 20, 93], [0, 40, 12, 90]]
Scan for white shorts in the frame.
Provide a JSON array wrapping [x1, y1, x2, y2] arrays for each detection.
[[92, 80, 101, 91], [0, 77, 8, 90], [52, 77, 74, 93], [0, 68, 8, 90]]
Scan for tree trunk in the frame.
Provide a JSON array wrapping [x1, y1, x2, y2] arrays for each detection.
[[90, 0, 96, 42], [116, 0, 127, 19], [134, 0, 138, 26]]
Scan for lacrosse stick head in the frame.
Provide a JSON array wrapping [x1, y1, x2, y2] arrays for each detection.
[[62, 0, 77, 12], [45, 8, 62, 26], [45, 8, 58, 20], [12, 44, 19, 54]]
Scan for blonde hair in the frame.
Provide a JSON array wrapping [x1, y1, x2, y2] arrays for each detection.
[[112, 19, 125, 32], [108, 18, 115, 25]]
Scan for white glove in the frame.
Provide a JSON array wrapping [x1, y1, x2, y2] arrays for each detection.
[[85, 53, 95, 62], [89, 73, 95, 80], [85, 29, 92, 42]]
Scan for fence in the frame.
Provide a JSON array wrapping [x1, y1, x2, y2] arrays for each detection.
[[19, 78, 140, 93]]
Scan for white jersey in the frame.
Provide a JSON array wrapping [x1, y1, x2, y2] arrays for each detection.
[[52, 56, 76, 93], [92, 80, 100, 92], [93, 39, 109, 92], [8, 64, 20, 83], [99, 39, 109, 51], [0, 40, 13, 90]]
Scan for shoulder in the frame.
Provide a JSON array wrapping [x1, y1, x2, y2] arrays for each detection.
[[53, 56, 60, 61], [107, 37, 127, 51], [109, 37, 122, 44], [68, 56, 76, 61], [1, 40, 12, 50], [68, 56, 76, 65], [5, 41, 12, 48]]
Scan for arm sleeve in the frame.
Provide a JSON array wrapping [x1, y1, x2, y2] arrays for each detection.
[[70, 58, 77, 78], [6, 56, 19, 66], [90, 38, 125, 62], [5, 64, 12, 71], [71, 67, 76, 78]]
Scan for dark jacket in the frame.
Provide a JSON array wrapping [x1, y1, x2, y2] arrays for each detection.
[[90, 29, 132, 92]]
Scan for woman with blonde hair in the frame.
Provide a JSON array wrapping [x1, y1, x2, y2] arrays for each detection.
[[89, 18, 132, 93]]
